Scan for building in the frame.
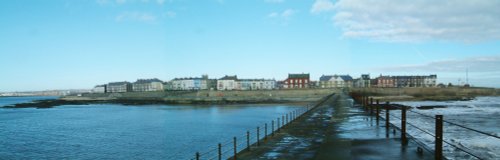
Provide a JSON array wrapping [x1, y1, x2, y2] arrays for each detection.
[[424, 75, 437, 87], [359, 74, 371, 88], [393, 75, 437, 88], [376, 75, 395, 88], [283, 73, 310, 89], [236, 79, 276, 90], [107, 82, 132, 93], [170, 75, 210, 91], [132, 78, 164, 92], [92, 85, 106, 93], [319, 75, 353, 88], [217, 75, 238, 90]]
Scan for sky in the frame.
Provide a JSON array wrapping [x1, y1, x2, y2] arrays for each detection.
[[1, 0, 500, 92]]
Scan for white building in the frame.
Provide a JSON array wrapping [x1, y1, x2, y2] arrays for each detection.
[[217, 75, 238, 90], [170, 75, 209, 90], [319, 75, 353, 88], [424, 75, 437, 87], [236, 79, 276, 90]]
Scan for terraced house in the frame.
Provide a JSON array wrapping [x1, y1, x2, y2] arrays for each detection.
[[132, 78, 164, 92], [319, 75, 353, 88], [169, 75, 212, 90], [107, 82, 132, 93], [283, 73, 310, 89]]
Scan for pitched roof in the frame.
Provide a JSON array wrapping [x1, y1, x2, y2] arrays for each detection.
[[288, 73, 309, 79], [134, 78, 163, 84], [339, 75, 353, 81], [108, 81, 130, 86], [219, 75, 238, 80], [319, 75, 333, 81]]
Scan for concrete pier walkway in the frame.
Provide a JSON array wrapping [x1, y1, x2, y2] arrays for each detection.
[[236, 93, 434, 160]]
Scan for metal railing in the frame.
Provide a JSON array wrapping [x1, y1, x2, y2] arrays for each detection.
[[191, 94, 333, 160], [351, 93, 499, 160]]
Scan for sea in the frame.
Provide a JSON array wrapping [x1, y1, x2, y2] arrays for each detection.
[[394, 96, 500, 160], [0, 96, 302, 159]]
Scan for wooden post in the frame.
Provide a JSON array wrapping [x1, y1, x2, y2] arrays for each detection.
[[196, 152, 200, 160], [233, 137, 237, 160], [401, 106, 407, 145], [376, 100, 380, 124], [218, 143, 222, 160], [435, 115, 443, 160], [385, 102, 390, 130], [246, 131, 250, 151], [385, 102, 390, 128], [370, 97, 373, 115]]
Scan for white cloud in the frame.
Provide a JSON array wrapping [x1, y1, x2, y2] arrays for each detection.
[[115, 12, 157, 22], [268, 9, 295, 19], [379, 56, 500, 72], [311, 0, 334, 13], [318, 0, 500, 42], [265, 0, 284, 3]]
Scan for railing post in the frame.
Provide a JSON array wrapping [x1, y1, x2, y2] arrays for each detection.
[[233, 137, 237, 160], [271, 120, 274, 136], [401, 106, 407, 145], [376, 100, 380, 124], [264, 123, 267, 140], [277, 118, 280, 132], [385, 101, 390, 138], [286, 113, 289, 125], [282, 115, 285, 127], [435, 115, 443, 160], [257, 127, 260, 146], [196, 152, 200, 160], [218, 143, 222, 160], [246, 131, 250, 151], [370, 97, 373, 115]]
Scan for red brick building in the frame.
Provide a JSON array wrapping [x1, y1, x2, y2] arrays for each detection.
[[283, 73, 310, 89]]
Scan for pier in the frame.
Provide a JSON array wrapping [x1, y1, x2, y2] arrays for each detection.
[[193, 92, 436, 159]]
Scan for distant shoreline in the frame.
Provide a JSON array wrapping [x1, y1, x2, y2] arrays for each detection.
[[2, 87, 498, 109]]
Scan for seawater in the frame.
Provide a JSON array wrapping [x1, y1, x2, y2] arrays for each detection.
[[0, 97, 303, 159], [395, 96, 500, 160]]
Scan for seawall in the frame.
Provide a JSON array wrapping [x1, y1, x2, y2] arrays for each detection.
[[62, 89, 340, 104]]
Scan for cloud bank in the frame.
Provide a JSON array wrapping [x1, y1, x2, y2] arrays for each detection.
[[313, 0, 500, 42], [379, 56, 500, 73]]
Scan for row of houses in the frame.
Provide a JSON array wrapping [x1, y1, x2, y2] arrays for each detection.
[[91, 74, 437, 93], [92, 79, 164, 93], [318, 74, 437, 88]]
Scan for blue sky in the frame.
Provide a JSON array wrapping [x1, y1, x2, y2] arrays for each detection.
[[1, 0, 500, 91]]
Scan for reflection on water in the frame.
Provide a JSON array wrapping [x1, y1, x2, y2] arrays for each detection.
[[0, 100, 302, 159]]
